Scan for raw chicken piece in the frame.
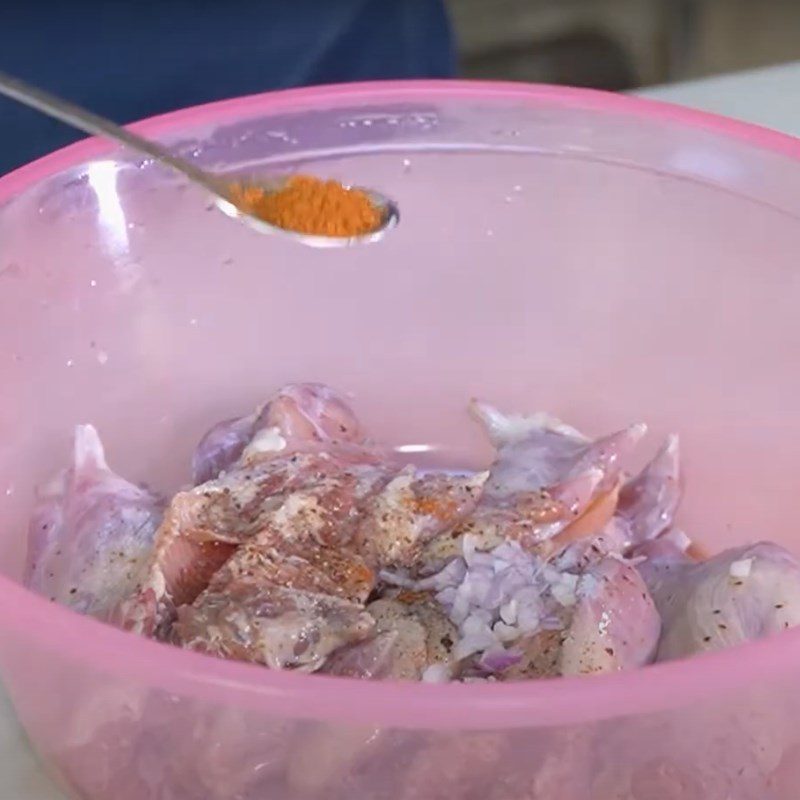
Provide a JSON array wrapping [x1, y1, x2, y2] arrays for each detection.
[[551, 517, 632, 572], [26, 425, 164, 620], [44, 384, 800, 703], [643, 541, 800, 661], [400, 516, 635, 673], [174, 579, 374, 670], [191, 382, 367, 484], [560, 556, 661, 675], [366, 594, 458, 680], [618, 434, 681, 545], [118, 383, 392, 637], [169, 455, 400, 667], [264, 382, 365, 444], [322, 632, 400, 679], [354, 469, 488, 570], [504, 557, 660, 678], [472, 401, 644, 498], [127, 403, 480, 657], [322, 595, 462, 682], [411, 537, 556, 667], [406, 522, 659, 678], [173, 523, 378, 670], [320, 595, 457, 682], [420, 403, 645, 571], [386, 407, 654, 677], [116, 452, 390, 637], [554, 479, 624, 546], [632, 528, 696, 587], [208, 537, 375, 605], [191, 411, 263, 487]]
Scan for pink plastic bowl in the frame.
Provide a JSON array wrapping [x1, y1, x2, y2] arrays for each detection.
[[2, 81, 800, 800]]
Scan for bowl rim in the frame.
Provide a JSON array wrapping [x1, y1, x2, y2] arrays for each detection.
[[2, 79, 800, 730]]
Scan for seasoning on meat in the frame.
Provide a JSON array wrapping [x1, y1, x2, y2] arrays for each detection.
[[27, 383, 800, 684]]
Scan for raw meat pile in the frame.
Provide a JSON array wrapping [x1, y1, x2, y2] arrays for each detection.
[[25, 383, 800, 681]]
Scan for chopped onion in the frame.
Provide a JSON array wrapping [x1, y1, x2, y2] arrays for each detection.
[[478, 648, 522, 673], [729, 558, 753, 579], [391, 533, 608, 671]]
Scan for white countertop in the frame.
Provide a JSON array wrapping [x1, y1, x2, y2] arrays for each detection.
[[0, 687, 62, 799], [3, 60, 800, 799], [636, 60, 800, 137]]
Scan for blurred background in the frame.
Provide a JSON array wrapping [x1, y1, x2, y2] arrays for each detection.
[[452, 0, 800, 90], [2, 0, 800, 175]]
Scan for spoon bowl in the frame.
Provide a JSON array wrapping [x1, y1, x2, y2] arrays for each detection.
[[215, 180, 400, 247]]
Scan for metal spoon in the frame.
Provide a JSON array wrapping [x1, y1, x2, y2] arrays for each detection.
[[0, 71, 398, 247]]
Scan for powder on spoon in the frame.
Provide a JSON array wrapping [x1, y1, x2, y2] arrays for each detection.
[[229, 174, 382, 237]]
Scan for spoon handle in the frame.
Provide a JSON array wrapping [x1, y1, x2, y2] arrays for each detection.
[[0, 70, 224, 197]]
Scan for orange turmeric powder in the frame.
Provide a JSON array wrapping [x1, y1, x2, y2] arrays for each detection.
[[229, 174, 382, 237], [410, 494, 459, 520]]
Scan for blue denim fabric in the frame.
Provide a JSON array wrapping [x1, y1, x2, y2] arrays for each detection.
[[0, 0, 455, 174]]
